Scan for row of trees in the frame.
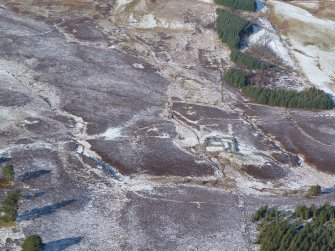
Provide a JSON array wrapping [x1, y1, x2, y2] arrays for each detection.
[[252, 204, 335, 251], [215, 0, 257, 11], [224, 68, 334, 109], [216, 8, 253, 49], [230, 49, 269, 69], [243, 85, 334, 109]]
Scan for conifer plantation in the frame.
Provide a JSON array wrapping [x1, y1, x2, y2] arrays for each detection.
[[215, 0, 257, 11], [243, 86, 334, 109], [216, 9, 253, 49], [224, 69, 334, 109], [223, 68, 249, 87], [253, 204, 335, 251], [216, 3, 334, 110], [230, 49, 269, 70]]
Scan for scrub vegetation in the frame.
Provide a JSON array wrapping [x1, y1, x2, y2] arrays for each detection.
[[3, 165, 14, 181], [0, 190, 20, 224], [22, 235, 43, 251], [307, 185, 322, 197], [0, 164, 15, 187]]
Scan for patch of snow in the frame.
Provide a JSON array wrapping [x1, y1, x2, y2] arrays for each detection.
[[129, 13, 139, 24], [235, 141, 268, 165], [268, 0, 335, 96], [269, 0, 326, 24], [137, 14, 157, 29], [0, 224, 26, 251], [22, 119, 39, 125], [281, 163, 335, 190], [186, 110, 196, 116], [134, 14, 194, 30], [0, 69, 17, 81], [132, 63, 144, 69], [76, 145, 84, 155], [75, 122, 85, 132], [256, 0, 265, 11], [293, 49, 335, 96], [227, 124, 233, 135], [168, 20, 193, 30], [248, 28, 295, 68], [102, 127, 122, 140], [115, 0, 134, 11], [124, 176, 156, 192], [174, 124, 199, 148], [157, 133, 170, 139], [296, 2, 319, 10], [197, 0, 212, 3], [147, 127, 158, 132]]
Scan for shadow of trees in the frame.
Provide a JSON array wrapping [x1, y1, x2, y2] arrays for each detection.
[[18, 169, 51, 182], [22, 192, 45, 200], [43, 236, 83, 251], [17, 199, 76, 221]]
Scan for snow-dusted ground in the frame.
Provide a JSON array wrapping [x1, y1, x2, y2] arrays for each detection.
[[248, 20, 295, 67], [115, 0, 134, 12], [1, 1, 335, 250], [269, 0, 335, 97]]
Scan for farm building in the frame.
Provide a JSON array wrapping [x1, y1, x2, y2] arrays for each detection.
[[205, 136, 238, 153]]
